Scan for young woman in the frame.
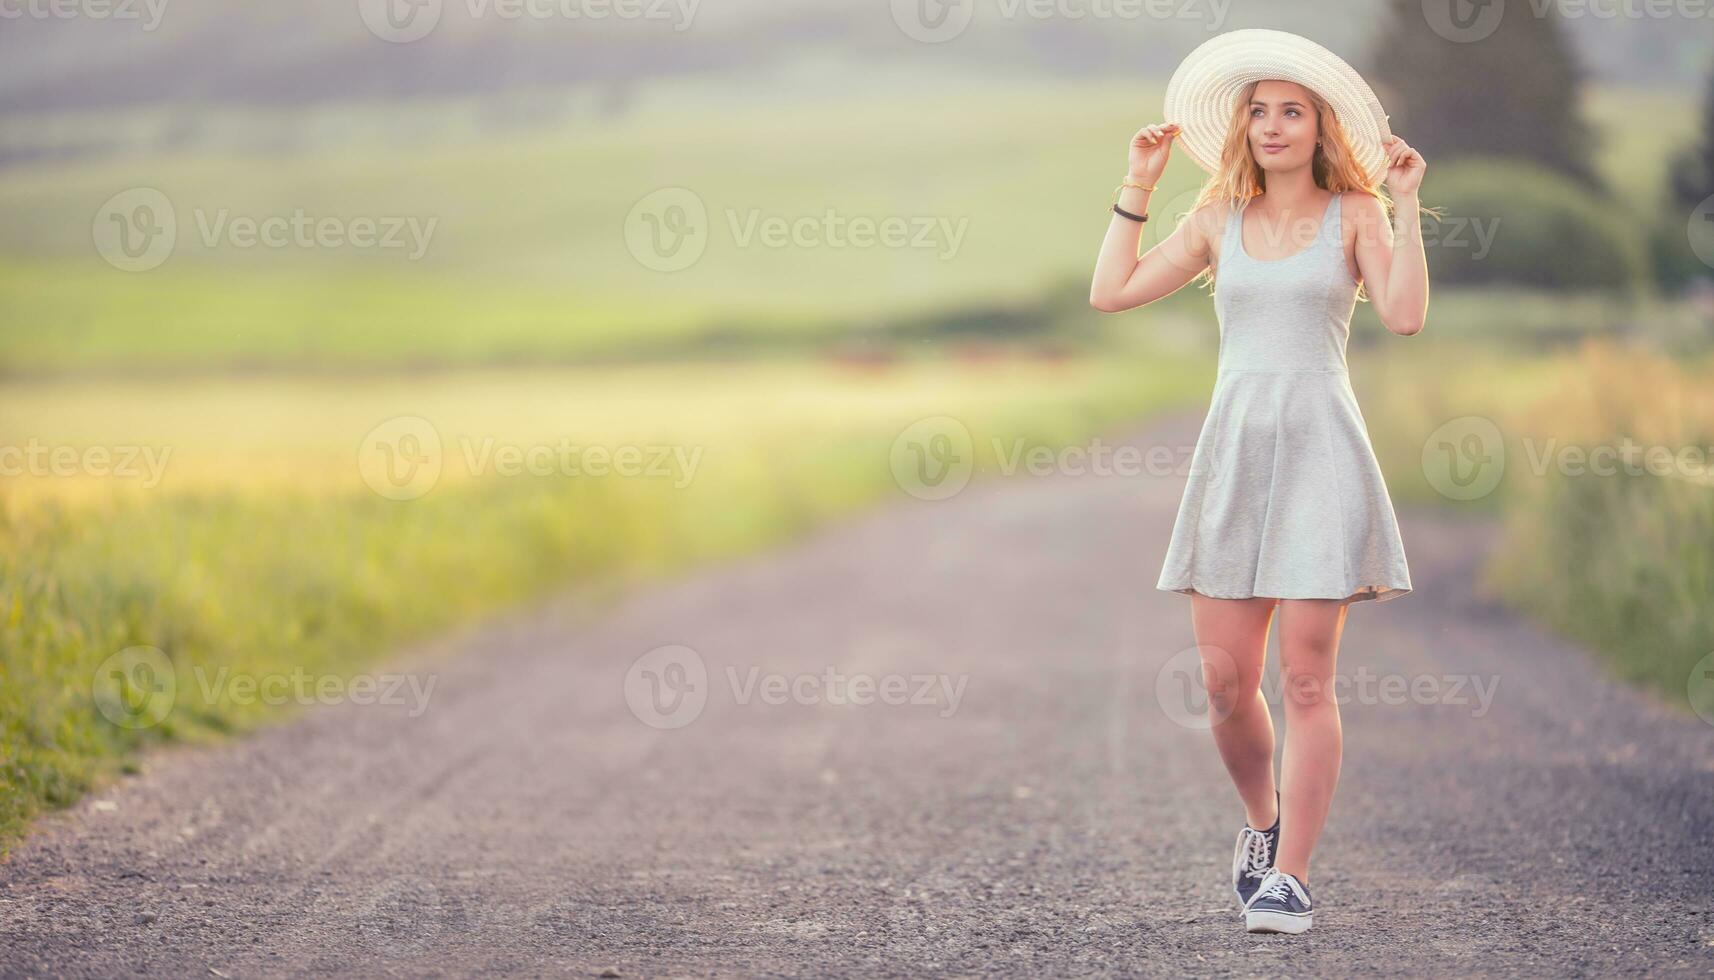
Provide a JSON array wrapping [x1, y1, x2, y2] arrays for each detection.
[[1088, 30, 1429, 935]]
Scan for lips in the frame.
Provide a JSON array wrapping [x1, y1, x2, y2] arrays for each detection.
[[1262, 143, 1288, 151]]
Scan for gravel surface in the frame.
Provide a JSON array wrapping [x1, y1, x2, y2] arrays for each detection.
[[3, 409, 1711, 978]]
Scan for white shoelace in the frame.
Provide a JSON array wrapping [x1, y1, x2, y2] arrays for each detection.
[[1257, 871, 1298, 904], [1239, 829, 1272, 879]]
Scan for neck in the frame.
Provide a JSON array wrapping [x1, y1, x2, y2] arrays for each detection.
[[1257, 168, 1324, 210]]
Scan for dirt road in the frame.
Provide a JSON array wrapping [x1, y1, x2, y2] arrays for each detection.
[[3, 410, 1711, 977]]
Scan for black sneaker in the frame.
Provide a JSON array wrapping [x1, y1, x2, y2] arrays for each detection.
[[1231, 790, 1280, 913], [1244, 868, 1313, 934]]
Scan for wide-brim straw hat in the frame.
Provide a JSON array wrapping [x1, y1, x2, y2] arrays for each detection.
[[1162, 28, 1393, 185]]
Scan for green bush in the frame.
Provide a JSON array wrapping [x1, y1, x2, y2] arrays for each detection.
[[1422, 157, 1650, 297], [1645, 203, 1714, 294]]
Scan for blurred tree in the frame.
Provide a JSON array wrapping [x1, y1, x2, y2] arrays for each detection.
[[1366, 0, 1604, 192], [1653, 56, 1714, 294], [1667, 58, 1714, 212]]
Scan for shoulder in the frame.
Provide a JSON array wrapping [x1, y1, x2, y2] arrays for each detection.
[[1183, 198, 1240, 253], [1192, 199, 1238, 232], [1338, 191, 1387, 229]]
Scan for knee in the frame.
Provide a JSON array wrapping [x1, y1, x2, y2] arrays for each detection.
[[1203, 661, 1263, 718], [1278, 654, 1337, 709]]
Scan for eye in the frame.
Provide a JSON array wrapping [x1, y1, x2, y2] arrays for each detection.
[[1286, 109, 1301, 117]]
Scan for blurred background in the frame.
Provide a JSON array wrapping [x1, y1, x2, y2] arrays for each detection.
[[2, 0, 1712, 844]]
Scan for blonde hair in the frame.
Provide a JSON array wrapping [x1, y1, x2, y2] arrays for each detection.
[[1178, 79, 1437, 303]]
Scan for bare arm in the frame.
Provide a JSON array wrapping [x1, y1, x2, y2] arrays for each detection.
[[1089, 121, 1209, 314], [1353, 136, 1430, 336], [1090, 195, 1212, 313]]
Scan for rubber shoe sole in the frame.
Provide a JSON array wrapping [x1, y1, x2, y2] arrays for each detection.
[[1245, 908, 1312, 934]]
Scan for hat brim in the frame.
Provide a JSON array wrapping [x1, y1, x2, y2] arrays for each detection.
[[1163, 29, 1392, 185]]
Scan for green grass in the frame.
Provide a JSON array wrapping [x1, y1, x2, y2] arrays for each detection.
[[2, 74, 1694, 374], [1586, 84, 1704, 213], [0, 353, 1212, 852], [1356, 337, 1714, 716], [0, 71, 1164, 373]]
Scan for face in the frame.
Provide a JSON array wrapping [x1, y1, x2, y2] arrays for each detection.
[[1247, 79, 1321, 173]]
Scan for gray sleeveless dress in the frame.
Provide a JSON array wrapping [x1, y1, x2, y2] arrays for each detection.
[[1156, 192, 1412, 604]]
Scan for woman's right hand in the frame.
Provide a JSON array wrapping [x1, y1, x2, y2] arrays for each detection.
[[1127, 123, 1181, 183]]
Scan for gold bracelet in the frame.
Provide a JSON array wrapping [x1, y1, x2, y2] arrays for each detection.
[[1113, 179, 1157, 204]]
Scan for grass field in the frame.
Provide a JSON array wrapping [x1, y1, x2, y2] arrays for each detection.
[[0, 352, 1214, 851], [0, 72, 1696, 373], [1357, 337, 1714, 718]]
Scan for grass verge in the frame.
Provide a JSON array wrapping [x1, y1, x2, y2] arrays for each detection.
[[0, 353, 1210, 852]]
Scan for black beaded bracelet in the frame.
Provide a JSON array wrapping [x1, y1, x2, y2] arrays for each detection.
[[1112, 203, 1149, 223]]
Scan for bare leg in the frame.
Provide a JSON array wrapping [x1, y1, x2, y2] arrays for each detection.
[[1272, 597, 1350, 883], [1190, 593, 1281, 831]]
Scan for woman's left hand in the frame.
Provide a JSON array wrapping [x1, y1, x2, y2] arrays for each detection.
[[1382, 135, 1425, 194]]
